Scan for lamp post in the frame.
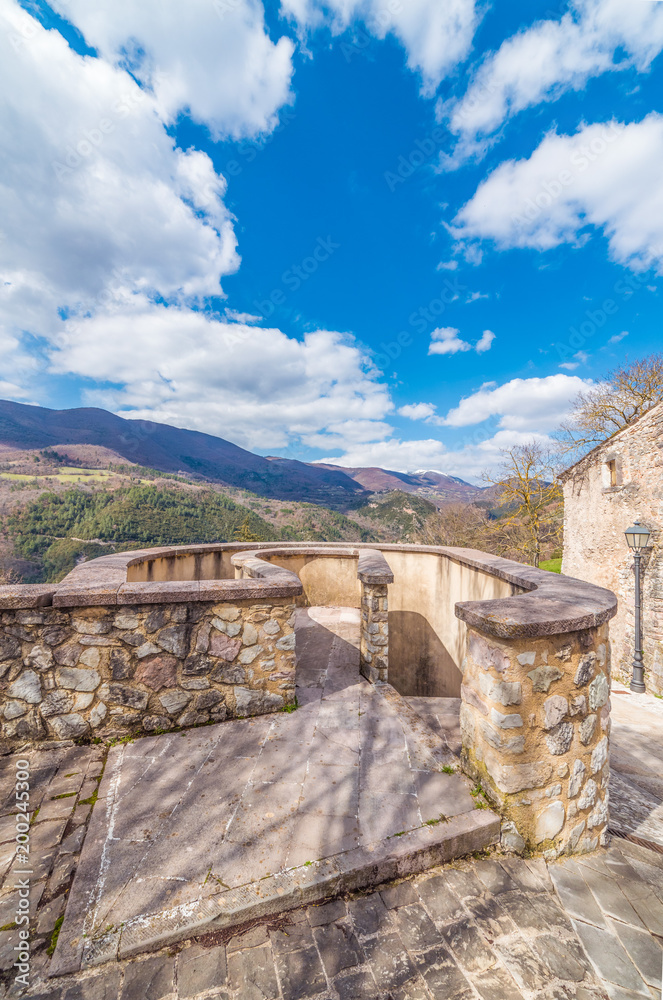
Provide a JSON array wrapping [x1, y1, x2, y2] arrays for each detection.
[[624, 521, 651, 693]]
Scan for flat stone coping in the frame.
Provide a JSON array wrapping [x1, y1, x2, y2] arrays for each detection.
[[447, 547, 617, 638], [0, 541, 617, 638], [232, 545, 395, 586], [49, 607, 498, 974]]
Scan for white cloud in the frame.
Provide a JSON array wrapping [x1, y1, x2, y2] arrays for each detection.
[[428, 327, 495, 356], [437, 260, 459, 271], [608, 330, 629, 344], [316, 374, 584, 478], [475, 329, 495, 353], [428, 327, 472, 355], [443, 0, 663, 156], [452, 115, 663, 274], [48, 0, 295, 139], [315, 428, 556, 481], [559, 349, 590, 370], [281, 0, 480, 94], [442, 374, 590, 431], [0, 0, 241, 364], [49, 300, 393, 451], [224, 309, 263, 324], [398, 402, 438, 421], [0, 0, 307, 407]]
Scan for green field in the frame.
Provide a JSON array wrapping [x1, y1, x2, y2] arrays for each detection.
[[539, 557, 562, 573], [0, 468, 149, 485]]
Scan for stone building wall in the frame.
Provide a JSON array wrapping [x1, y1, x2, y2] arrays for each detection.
[[0, 598, 296, 749], [460, 622, 611, 858], [561, 402, 663, 696]]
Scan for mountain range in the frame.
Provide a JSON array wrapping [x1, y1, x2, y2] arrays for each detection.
[[0, 400, 483, 507]]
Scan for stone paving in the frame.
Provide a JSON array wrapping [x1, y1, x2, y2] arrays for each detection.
[[608, 683, 663, 851], [45, 608, 497, 973], [0, 742, 106, 984], [2, 842, 662, 1000], [0, 609, 661, 999]]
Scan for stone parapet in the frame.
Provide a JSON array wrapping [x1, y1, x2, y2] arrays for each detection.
[[0, 598, 296, 750], [460, 622, 611, 857], [1, 534, 618, 852]]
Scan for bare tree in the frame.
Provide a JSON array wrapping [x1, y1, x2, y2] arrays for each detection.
[[483, 443, 563, 568], [561, 353, 663, 452], [418, 502, 490, 549]]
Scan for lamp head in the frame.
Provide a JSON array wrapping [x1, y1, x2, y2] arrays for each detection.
[[625, 521, 651, 551]]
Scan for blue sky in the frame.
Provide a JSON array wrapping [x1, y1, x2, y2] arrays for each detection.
[[2, 0, 663, 480]]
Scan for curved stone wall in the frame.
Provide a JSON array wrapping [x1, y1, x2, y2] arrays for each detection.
[[0, 541, 618, 858]]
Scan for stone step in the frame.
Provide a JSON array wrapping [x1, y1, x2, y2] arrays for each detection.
[[50, 611, 499, 976], [55, 809, 499, 971], [403, 694, 463, 756]]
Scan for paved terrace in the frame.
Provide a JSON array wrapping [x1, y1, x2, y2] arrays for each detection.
[[46, 607, 498, 974], [1, 608, 662, 1000]]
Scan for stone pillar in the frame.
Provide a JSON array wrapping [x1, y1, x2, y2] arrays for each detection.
[[360, 583, 389, 683], [460, 622, 611, 857]]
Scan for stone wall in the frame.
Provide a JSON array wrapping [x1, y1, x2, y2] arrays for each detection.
[[360, 584, 389, 683], [561, 401, 663, 696], [1, 539, 618, 863], [460, 622, 611, 858], [0, 598, 296, 750]]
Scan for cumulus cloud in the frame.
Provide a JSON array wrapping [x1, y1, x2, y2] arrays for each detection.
[[442, 374, 590, 431], [315, 428, 556, 481], [428, 327, 495, 356], [452, 115, 663, 273], [0, 0, 240, 364], [317, 374, 585, 478], [443, 0, 663, 157], [49, 300, 393, 451], [428, 327, 472, 355], [48, 0, 295, 138], [475, 330, 495, 353], [281, 0, 480, 94], [398, 402, 438, 421]]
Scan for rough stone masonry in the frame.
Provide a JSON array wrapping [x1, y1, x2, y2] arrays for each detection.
[[561, 399, 663, 696], [460, 622, 611, 858], [0, 598, 296, 749]]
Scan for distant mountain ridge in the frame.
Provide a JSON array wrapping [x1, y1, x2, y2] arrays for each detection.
[[0, 399, 483, 507], [315, 464, 483, 504], [0, 400, 367, 507]]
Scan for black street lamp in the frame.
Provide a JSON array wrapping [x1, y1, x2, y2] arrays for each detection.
[[624, 521, 651, 693]]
